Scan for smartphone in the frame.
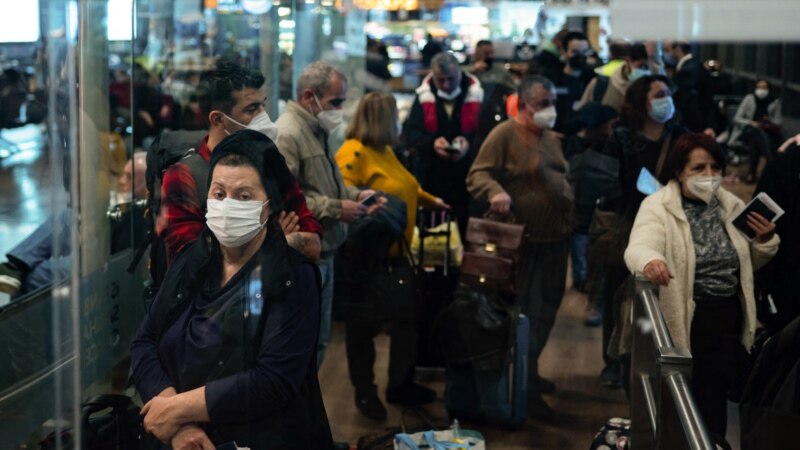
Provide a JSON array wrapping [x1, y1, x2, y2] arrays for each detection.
[[445, 139, 462, 154], [360, 193, 379, 207]]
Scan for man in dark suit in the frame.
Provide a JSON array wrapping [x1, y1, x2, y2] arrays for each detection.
[[664, 41, 714, 133]]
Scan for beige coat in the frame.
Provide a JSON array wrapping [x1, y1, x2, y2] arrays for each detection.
[[624, 180, 779, 351], [276, 101, 360, 253]]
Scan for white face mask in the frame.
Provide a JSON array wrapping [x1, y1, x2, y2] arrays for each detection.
[[686, 175, 722, 204], [313, 94, 344, 133], [206, 198, 269, 248], [755, 88, 769, 99], [532, 105, 557, 130], [436, 85, 462, 102], [222, 111, 279, 142]]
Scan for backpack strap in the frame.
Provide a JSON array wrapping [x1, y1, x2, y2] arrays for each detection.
[[593, 75, 610, 104], [180, 149, 210, 211]]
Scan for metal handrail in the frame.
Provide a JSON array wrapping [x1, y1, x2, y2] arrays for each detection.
[[665, 373, 715, 450], [631, 274, 716, 450]]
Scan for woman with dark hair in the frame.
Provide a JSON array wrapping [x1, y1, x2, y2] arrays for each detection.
[[130, 130, 334, 449], [593, 75, 687, 387], [726, 79, 783, 183], [335, 92, 448, 420], [625, 132, 779, 444]]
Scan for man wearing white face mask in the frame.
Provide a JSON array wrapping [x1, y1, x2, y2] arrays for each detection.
[[156, 61, 322, 275], [403, 52, 484, 235], [276, 61, 376, 368], [626, 133, 778, 446], [467, 76, 576, 421]]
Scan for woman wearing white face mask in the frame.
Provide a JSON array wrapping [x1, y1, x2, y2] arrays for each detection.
[[625, 132, 778, 446], [726, 79, 783, 183], [131, 131, 334, 449]]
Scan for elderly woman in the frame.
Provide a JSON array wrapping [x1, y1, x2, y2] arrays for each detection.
[[625, 132, 779, 443], [130, 130, 333, 449]]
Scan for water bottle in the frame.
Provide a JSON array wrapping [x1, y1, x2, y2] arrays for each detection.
[[450, 418, 460, 438]]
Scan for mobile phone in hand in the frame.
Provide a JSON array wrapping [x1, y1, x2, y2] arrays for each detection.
[[360, 193, 379, 207]]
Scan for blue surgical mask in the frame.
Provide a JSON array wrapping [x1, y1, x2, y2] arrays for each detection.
[[649, 97, 675, 124]]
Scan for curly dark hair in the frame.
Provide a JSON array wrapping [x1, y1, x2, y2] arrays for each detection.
[[198, 60, 265, 115], [619, 75, 671, 131]]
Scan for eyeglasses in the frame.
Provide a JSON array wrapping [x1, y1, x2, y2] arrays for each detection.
[[328, 97, 346, 107]]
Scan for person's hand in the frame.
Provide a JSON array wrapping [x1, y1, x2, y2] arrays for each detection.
[[489, 191, 512, 216], [778, 133, 800, 153], [170, 425, 214, 450], [357, 189, 376, 202], [747, 212, 777, 243], [472, 60, 488, 73], [450, 136, 470, 161], [278, 211, 300, 234], [433, 137, 451, 159], [340, 199, 367, 223], [643, 260, 672, 286], [703, 128, 716, 138], [433, 197, 451, 210], [366, 196, 387, 216], [750, 120, 761, 128], [141, 396, 185, 443]]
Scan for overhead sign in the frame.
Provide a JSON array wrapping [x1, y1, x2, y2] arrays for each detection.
[[611, 0, 800, 41], [545, 0, 610, 8]]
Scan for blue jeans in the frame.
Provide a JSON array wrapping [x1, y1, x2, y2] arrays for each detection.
[[316, 255, 335, 369], [569, 233, 589, 288], [7, 208, 72, 295]]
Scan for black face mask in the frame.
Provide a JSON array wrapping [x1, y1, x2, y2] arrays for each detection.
[[568, 54, 586, 70], [483, 57, 494, 70]]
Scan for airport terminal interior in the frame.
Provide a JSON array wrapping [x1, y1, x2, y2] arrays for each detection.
[[1, 0, 799, 449]]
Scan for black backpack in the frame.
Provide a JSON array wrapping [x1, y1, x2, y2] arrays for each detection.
[[129, 129, 208, 287]]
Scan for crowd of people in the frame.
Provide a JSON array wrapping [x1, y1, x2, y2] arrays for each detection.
[[0, 30, 798, 449]]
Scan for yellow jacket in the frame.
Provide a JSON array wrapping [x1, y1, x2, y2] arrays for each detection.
[[336, 139, 439, 254]]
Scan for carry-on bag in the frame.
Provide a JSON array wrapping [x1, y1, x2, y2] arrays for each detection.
[[435, 287, 529, 428], [459, 217, 525, 294]]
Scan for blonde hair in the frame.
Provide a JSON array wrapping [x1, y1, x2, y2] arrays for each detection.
[[345, 92, 398, 149]]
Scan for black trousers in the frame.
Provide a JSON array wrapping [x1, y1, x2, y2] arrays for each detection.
[[345, 318, 417, 392], [690, 296, 747, 442], [516, 240, 570, 396], [741, 126, 772, 176]]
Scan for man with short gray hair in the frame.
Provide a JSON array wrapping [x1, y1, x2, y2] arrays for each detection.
[[276, 61, 376, 369], [403, 52, 484, 234], [467, 75, 575, 422]]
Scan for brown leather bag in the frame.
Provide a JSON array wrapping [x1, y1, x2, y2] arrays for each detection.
[[460, 217, 526, 293]]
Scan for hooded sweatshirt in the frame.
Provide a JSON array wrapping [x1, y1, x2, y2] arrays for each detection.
[[578, 64, 631, 113]]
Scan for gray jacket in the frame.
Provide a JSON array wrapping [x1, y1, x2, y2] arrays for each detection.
[[276, 101, 360, 253], [728, 93, 782, 145]]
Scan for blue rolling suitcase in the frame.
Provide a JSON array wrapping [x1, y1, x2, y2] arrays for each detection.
[[444, 313, 529, 429]]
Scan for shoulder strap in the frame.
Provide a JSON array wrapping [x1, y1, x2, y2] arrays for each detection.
[[655, 134, 672, 180], [180, 150, 210, 210]]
